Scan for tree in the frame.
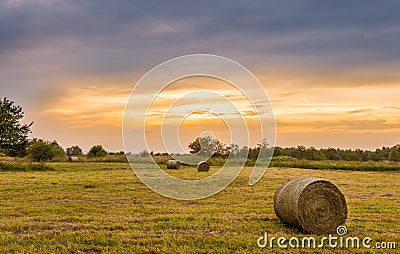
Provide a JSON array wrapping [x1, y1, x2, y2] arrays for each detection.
[[188, 136, 229, 158], [214, 140, 228, 158], [248, 147, 259, 160], [366, 152, 379, 162], [139, 150, 150, 157], [293, 145, 306, 159], [388, 148, 399, 162], [50, 140, 65, 157], [66, 145, 83, 156], [229, 144, 240, 158], [28, 139, 64, 162], [28, 140, 50, 162], [273, 147, 287, 157], [0, 97, 33, 156], [87, 145, 107, 157], [188, 136, 216, 157], [238, 146, 249, 159], [312, 149, 326, 161], [257, 138, 273, 161]]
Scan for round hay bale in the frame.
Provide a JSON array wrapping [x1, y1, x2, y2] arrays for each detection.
[[274, 177, 347, 234], [166, 160, 180, 169], [68, 156, 79, 162], [197, 161, 210, 172]]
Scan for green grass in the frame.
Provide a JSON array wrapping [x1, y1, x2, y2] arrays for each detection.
[[0, 162, 399, 253], [0, 162, 55, 172], [269, 158, 400, 171], [157, 155, 400, 171]]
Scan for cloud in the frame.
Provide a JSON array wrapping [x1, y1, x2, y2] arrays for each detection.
[[1, 0, 399, 104], [39, 86, 130, 128], [2, 0, 400, 75], [277, 118, 400, 133], [347, 108, 374, 114], [1, 0, 400, 151]]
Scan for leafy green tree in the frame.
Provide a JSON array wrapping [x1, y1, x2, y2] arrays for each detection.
[[376, 146, 390, 161], [229, 144, 240, 158], [322, 147, 340, 160], [28, 140, 50, 162], [293, 145, 307, 159], [87, 145, 107, 157], [214, 140, 228, 158], [248, 147, 260, 160], [66, 145, 83, 156], [188, 136, 217, 157], [50, 140, 65, 157], [257, 138, 273, 161], [366, 152, 379, 161], [139, 150, 150, 157], [388, 148, 399, 162], [273, 147, 287, 157], [28, 139, 64, 162], [0, 97, 32, 156], [312, 150, 326, 161], [238, 146, 249, 159]]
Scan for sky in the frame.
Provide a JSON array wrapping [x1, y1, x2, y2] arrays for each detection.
[[1, 0, 400, 152]]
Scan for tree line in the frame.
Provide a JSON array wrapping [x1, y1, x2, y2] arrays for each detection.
[[1, 97, 400, 162], [186, 136, 400, 162], [0, 97, 114, 161]]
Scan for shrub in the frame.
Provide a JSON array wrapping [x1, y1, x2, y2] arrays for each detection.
[[28, 139, 64, 162], [388, 148, 399, 162], [0, 162, 54, 171], [66, 145, 83, 156], [87, 145, 107, 157]]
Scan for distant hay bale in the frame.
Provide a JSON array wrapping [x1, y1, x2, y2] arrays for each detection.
[[68, 156, 79, 162], [274, 177, 347, 234], [197, 161, 210, 172], [166, 160, 180, 169]]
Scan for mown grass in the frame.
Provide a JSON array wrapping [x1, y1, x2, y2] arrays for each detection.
[[269, 158, 400, 171], [0, 162, 398, 253], [3, 154, 400, 171], [155, 155, 400, 171], [0, 162, 55, 172]]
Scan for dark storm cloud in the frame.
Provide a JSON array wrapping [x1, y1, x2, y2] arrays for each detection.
[[1, 0, 400, 91], [0, 0, 147, 51], [1, 0, 399, 151], [128, 0, 400, 58]]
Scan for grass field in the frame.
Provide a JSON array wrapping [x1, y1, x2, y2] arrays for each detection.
[[0, 162, 399, 253]]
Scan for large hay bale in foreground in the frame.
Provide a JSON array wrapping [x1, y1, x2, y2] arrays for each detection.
[[274, 177, 347, 234], [197, 161, 210, 172], [166, 160, 180, 169]]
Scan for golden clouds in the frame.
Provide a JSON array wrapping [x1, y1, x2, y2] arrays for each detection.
[[41, 86, 130, 128], [36, 75, 400, 151]]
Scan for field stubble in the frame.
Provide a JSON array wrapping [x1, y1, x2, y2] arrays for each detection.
[[0, 162, 399, 253]]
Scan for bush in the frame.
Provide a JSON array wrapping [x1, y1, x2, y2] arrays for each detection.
[[66, 145, 83, 156], [0, 162, 54, 171], [87, 145, 107, 158], [28, 139, 64, 162], [388, 148, 399, 162]]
